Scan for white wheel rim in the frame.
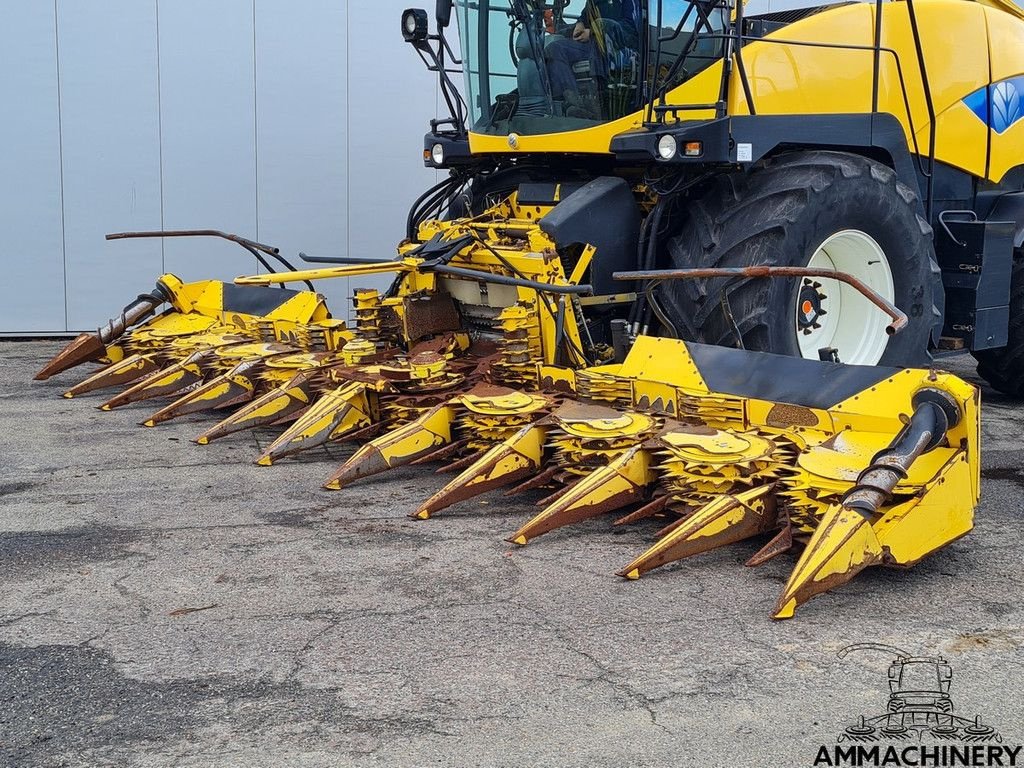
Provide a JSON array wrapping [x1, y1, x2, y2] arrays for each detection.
[[796, 230, 895, 366]]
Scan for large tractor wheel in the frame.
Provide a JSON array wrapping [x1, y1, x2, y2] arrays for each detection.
[[973, 251, 1024, 395], [661, 151, 941, 366]]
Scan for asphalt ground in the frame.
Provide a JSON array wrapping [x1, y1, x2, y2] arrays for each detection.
[[1, 340, 1022, 767]]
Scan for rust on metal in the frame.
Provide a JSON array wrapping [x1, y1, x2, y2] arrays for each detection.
[[410, 438, 472, 465], [403, 294, 462, 340], [435, 450, 487, 474], [613, 494, 669, 526], [745, 523, 794, 567], [35, 334, 106, 380], [503, 465, 560, 496], [765, 403, 820, 428]]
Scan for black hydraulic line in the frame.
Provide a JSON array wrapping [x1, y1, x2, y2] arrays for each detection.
[[553, 295, 567, 365], [871, 0, 883, 113], [106, 230, 315, 291], [719, 282, 744, 349], [648, 0, 665, 122], [407, 174, 464, 240], [732, 0, 756, 116], [629, 212, 656, 325], [644, 282, 679, 339], [632, 197, 668, 329], [413, 178, 459, 227], [904, 0, 936, 221], [298, 253, 394, 265], [431, 263, 593, 295], [415, 181, 460, 228], [630, 276, 679, 335]]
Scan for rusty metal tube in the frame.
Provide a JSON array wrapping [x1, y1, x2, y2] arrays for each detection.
[[613, 266, 909, 335], [841, 389, 961, 518], [97, 293, 163, 343]]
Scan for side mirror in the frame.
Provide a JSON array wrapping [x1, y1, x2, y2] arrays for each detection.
[[436, 0, 453, 29], [401, 8, 429, 42]]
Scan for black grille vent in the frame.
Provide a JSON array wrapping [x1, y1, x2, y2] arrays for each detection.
[[745, 3, 856, 37]]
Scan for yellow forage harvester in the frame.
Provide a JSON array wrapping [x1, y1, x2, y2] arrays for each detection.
[[39, 0, 1024, 617]]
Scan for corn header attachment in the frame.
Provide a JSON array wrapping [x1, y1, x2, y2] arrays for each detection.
[[36, 199, 980, 619]]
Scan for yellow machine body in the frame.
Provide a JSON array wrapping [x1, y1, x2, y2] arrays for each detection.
[[35, 0, 998, 619], [467, 0, 1024, 184]]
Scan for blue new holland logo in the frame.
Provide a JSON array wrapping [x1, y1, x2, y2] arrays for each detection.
[[964, 76, 1024, 134]]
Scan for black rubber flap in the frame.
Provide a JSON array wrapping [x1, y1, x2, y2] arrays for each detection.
[[539, 176, 641, 295], [518, 182, 586, 206], [687, 342, 900, 409], [222, 283, 303, 316], [517, 183, 561, 206]]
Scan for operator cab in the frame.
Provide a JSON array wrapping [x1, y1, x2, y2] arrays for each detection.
[[457, 0, 727, 136]]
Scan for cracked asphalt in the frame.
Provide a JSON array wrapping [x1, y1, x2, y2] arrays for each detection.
[[1, 340, 1022, 767]]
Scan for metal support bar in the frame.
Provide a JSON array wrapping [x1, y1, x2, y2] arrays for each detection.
[[106, 229, 314, 291], [732, 0, 756, 115], [235, 261, 414, 285], [871, 0, 883, 113], [613, 265, 908, 334]]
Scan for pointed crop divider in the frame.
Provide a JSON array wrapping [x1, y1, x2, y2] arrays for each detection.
[[745, 523, 794, 567], [771, 503, 882, 620], [142, 364, 258, 427], [509, 445, 655, 546], [413, 423, 549, 519], [322, 403, 458, 489], [98, 352, 209, 411], [434, 450, 487, 475], [504, 465, 560, 497], [35, 334, 107, 381], [194, 371, 317, 445], [613, 494, 669, 527], [652, 513, 693, 539], [255, 381, 370, 466], [617, 484, 776, 580], [410, 438, 472, 466], [62, 354, 159, 398]]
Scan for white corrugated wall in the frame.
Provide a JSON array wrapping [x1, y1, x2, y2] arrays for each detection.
[[0, 0, 843, 334], [0, 0, 440, 335]]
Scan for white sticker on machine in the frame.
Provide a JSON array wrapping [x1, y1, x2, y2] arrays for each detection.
[[737, 143, 753, 162]]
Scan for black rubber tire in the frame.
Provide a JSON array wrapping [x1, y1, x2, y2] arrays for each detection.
[[660, 151, 942, 367], [973, 251, 1024, 395]]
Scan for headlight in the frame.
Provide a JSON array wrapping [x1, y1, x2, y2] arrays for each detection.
[[401, 8, 429, 42], [657, 134, 678, 161], [431, 143, 445, 165]]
